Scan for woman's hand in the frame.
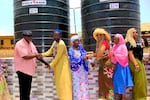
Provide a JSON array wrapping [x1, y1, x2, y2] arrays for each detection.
[[143, 58, 149, 65], [128, 50, 140, 72], [135, 64, 140, 72], [36, 54, 43, 59], [110, 50, 114, 57], [45, 64, 51, 72], [91, 63, 96, 67], [93, 53, 96, 57], [84, 55, 89, 60]]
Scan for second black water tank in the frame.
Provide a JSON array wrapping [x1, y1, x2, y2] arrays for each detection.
[[81, 0, 140, 51]]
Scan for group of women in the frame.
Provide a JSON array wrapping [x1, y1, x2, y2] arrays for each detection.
[[0, 27, 147, 100], [69, 28, 147, 100]]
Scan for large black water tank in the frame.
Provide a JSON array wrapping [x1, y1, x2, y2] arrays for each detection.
[[14, 0, 69, 52], [82, 0, 140, 51]]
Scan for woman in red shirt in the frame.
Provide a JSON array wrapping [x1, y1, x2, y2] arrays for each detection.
[[93, 28, 114, 99]]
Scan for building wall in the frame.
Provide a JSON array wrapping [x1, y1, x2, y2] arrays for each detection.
[[0, 36, 14, 48], [0, 36, 14, 57]]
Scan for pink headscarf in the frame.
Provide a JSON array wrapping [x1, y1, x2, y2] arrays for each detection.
[[111, 34, 128, 67]]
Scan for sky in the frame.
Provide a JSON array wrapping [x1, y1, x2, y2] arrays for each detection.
[[0, 0, 150, 35], [139, 0, 150, 23], [0, 0, 13, 35]]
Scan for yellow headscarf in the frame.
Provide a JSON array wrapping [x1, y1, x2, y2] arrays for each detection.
[[93, 28, 111, 41]]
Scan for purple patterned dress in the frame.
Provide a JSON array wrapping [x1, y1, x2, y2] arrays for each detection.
[[69, 45, 89, 100]]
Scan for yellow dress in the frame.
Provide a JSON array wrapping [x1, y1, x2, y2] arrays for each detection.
[[42, 40, 72, 100]]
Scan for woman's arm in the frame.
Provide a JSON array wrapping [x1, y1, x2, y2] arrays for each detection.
[[128, 50, 139, 71], [96, 44, 106, 60]]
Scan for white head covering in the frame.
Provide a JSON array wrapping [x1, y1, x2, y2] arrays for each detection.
[[70, 35, 80, 44]]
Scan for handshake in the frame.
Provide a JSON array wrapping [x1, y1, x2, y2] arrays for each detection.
[[36, 54, 43, 60], [35, 54, 51, 71]]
